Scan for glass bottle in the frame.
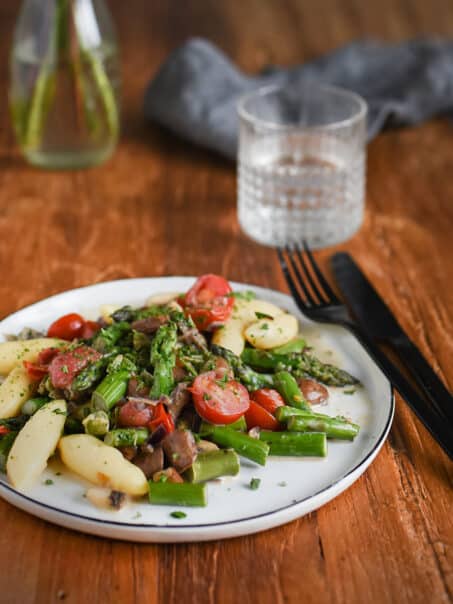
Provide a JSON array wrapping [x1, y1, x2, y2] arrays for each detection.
[[10, 0, 121, 169]]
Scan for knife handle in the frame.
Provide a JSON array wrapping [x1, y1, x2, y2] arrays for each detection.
[[343, 322, 453, 460], [389, 336, 453, 425]]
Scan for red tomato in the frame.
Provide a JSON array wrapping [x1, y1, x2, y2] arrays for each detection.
[[23, 360, 48, 381], [251, 389, 285, 415], [182, 274, 234, 330], [213, 356, 234, 380], [24, 347, 62, 381], [80, 320, 101, 339], [47, 313, 85, 340], [191, 371, 250, 424], [118, 400, 153, 427], [185, 274, 232, 305], [245, 400, 280, 431], [148, 402, 175, 435], [38, 347, 61, 365], [48, 346, 101, 389], [0, 426, 10, 436]]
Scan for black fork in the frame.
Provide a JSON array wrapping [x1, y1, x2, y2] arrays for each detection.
[[277, 243, 453, 460]]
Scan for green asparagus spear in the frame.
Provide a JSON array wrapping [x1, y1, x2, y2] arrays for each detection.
[[185, 449, 240, 483], [148, 481, 207, 507], [287, 415, 359, 440], [70, 356, 109, 392], [21, 397, 49, 416], [199, 417, 247, 435], [241, 348, 358, 387], [0, 432, 18, 472], [92, 322, 130, 353], [104, 427, 148, 448], [92, 370, 129, 411], [203, 425, 269, 466], [272, 337, 307, 354], [150, 322, 177, 398], [106, 353, 137, 375], [274, 371, 311, 411], [82, 410, 110, 436], [275, 406, 322, 422], [259, 431, 327, 457], [291, 354, 359, 387], [276, 405, 360, 431], [211, 345, 274, 390]]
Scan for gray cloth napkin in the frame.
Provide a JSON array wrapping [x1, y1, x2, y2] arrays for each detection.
[[144, 37, 453, 159]]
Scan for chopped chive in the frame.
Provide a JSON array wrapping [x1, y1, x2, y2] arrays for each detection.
[[170, 511, 187, 519], [249, 477, 261, 490]]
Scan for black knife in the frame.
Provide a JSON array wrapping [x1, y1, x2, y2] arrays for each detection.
[[331, 252, 453, 425]]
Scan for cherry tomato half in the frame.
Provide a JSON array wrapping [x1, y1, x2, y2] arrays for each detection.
[[251, 388, 285, 415], [118, 400, 153, 427], [0, 426, 10, 436], [24, 347, 62, 382], [149, 402, 175, 435], [47, 313, 85, 340], [23, 360, 48, 382], [80, 320, 101, 339], [48, 346, 101, 389], [191, 371, 250, 424], [245, 400, 280, 431], [182, 274, 234, 330]]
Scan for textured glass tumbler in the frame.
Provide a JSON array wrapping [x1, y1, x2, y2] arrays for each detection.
[[237, 84, 367, 249]]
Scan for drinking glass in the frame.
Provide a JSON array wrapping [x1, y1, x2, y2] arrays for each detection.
[[237, 84, 367, 248]]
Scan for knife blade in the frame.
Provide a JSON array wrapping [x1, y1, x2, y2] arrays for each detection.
[[331, 252, 453, 425]]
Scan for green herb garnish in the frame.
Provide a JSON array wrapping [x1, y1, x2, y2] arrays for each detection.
[[228, 290, 256, 301], [255, 312, 273, 320], [250, 478, 261, 490], [170, 511, 187, 519]]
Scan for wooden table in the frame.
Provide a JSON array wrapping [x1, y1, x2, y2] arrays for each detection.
[[0, 1, 452, 602]]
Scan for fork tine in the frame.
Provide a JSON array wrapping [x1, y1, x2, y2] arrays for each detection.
[[293, 243, 326, 304], [302, 241, 340, 304], [277, 248, 311, 309], [285, 245, 318, 306]]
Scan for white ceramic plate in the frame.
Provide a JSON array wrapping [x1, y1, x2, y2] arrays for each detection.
[[0, 278, 393, 542]]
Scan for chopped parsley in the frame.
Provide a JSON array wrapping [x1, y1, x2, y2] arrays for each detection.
[[44, 479, 54, 486], [216, 374, 228, 389], [343, 389, 356, 395], [170, 511, 187, 519], [227, 290, 256, 301], [60, 365, 69, 374], [255, 311, 273, 320], [53, 409, 67, 416], [277, 481, 287, 487], [203, 392, 212, 401], [249, 478, 261, 490], [260, 323, 270, 331], [158, 474, 168, 483]]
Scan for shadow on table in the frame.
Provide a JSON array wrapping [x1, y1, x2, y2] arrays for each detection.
[[123, 109, 234, 172]]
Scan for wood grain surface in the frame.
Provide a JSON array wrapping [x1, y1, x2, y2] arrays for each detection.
[[0, 1, 452, 603]]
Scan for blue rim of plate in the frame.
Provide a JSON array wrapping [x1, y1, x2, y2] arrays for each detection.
[[0, 277, 395, 532]]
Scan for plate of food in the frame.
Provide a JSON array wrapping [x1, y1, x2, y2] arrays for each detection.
[[0, 275, 393, 542]]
